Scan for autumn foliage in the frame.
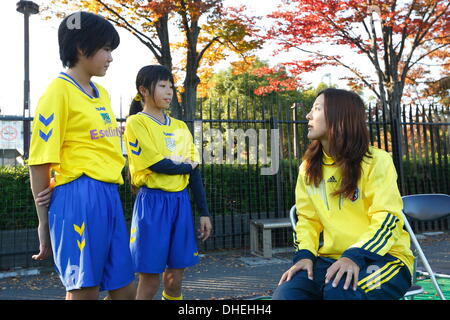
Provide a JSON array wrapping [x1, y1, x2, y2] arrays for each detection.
[[259, 0, 449, 107]]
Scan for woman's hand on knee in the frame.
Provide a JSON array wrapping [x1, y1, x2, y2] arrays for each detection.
[[278, 259, 313, 285], [325, 257, 359, 291]]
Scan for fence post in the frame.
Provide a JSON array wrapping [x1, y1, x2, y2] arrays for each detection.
[[269, 115, 283, 217], [390, 101, 406, 195], [292, 103, 298, 159]]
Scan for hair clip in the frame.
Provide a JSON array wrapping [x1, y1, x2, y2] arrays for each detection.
[[134, 93, 142, 102]]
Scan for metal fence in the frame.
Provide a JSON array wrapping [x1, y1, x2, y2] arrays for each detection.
[[0, 101, 449, 270]]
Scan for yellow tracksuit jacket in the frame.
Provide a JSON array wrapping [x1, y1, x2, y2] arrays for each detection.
[[294, 146, 414, 275]]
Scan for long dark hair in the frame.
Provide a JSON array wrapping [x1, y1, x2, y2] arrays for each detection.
[[303, 88, 370, 198], [128, 65, 175, 116]]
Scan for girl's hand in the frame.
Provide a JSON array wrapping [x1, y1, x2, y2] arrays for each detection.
[[197, 216, 212, 241], [35, 177, 55, 207], [32, 223, 52, 260], [278, 258, 314, 285], [325, 257, 359, 291]]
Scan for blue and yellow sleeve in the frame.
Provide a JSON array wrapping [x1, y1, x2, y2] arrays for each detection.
[[28, 85, 68, 166], [124, 117, 165, 172]]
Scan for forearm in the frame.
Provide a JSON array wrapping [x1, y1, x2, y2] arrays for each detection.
[[293, 214, 322, 261], [342, 211, 401, 268], [150, 158, 193, 175], [189, 168, 210, 217], [29, 164, 51, 225]]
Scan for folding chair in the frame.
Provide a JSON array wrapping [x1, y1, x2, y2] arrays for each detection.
[[401, 194, 450, 300]]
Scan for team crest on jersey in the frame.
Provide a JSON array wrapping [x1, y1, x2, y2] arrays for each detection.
[[165, 137, 176, 152], [100, 112, 112, 124], [349, 188, 359, 202]]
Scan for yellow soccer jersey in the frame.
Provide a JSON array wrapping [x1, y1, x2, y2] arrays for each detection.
[[294, 146, 414, 274], [28, 72, 125, 186], [124, 112, 200, 192]]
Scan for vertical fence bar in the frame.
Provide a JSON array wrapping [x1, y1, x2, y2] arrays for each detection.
[[261, 98, 270, 220], [441, 104, 449, 193], [226, 98, 233, 248], [234, 98, 240, 248], [408, 105, 418, 194], [209, 98, 217, 250], [244, 98, 251, 248], [382, 103, 389, 152], [414, 105, 424, 193], [428, 105, 437, 193], [402, 104, 410, 194], [435, 105, 443, 194], [375, 104, 382, 149], [254, 98, 262, 220], [276, 96, 284, 218], [421, 105, 432, 192], [269, 96, 280, 219], [368, 104, 374, 146]]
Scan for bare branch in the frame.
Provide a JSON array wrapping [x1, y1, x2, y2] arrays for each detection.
[[281, 42, 381, 99], [95, 0, 162, 56]]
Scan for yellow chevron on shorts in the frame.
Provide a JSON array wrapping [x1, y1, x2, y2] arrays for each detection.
[[77, 239, 86, 251], [357, 259, 401, 288], [130, 227, 137, 244], [73, 222, 85, 236]]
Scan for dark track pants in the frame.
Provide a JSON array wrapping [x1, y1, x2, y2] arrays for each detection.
[[272, 255, 411, 300]]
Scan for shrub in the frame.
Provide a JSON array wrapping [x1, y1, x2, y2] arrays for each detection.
[[0, 158, 448, 230]]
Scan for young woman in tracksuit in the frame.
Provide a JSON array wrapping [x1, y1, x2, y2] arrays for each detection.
[[273, 88, 413, 300]]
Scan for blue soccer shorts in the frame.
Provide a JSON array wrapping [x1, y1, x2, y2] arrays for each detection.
[[48, 175, 135, 292], [130, 187, 199, 274]]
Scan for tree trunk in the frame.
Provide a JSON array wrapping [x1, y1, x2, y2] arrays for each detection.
[[181, 13, 201, 130], [182, 62, 200, 131], [387, 84, 406, 195], [155, 15, 183, 119]]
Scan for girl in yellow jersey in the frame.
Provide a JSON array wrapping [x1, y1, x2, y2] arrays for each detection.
[[124, 65, 212, 300], [28, 12, 135, 300], [273, 88, 413, 300]]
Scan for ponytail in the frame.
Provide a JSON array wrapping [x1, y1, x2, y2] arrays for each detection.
[[129, 93, 143, 116], [129, 65, 174, 117]]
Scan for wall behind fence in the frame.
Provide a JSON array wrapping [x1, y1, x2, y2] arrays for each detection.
[[0, 101, 449, 270]]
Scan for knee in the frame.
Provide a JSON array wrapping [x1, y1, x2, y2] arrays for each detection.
[[272, 276, 319, 300], [272, 282, 291, 300], [323, 282, 365, 300], [163, 269, 184, 291]]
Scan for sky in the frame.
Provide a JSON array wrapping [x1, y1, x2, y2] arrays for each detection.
[[0, 0, 354, 117]]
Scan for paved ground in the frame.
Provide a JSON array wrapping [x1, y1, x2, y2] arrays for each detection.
[[0, 231, 449, 300]]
